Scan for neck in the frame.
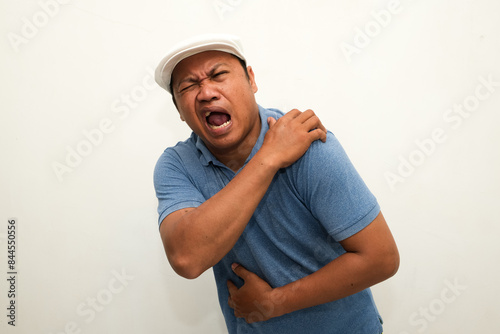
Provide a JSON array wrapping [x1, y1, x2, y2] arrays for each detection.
[[212, 117, 262, 173], [216, 144, 256, 172]]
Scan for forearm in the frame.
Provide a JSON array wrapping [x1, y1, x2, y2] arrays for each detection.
[[273, 251, 397, 317], [269, 212, 399, 316], [162, 149, 279, 278]]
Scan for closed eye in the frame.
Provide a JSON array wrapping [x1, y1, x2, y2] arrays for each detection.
[[177, 69, 228, 93], [179, 83, 196, 93], [212, 71, 228, 79]]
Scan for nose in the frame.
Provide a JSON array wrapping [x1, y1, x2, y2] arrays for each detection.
[[196, 79, 220, 103]]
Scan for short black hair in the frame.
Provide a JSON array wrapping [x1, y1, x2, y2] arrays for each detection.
[[170, 54, 249, 108]]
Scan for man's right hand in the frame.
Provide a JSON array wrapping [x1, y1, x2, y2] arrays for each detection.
[[260, 109, 327, 170]]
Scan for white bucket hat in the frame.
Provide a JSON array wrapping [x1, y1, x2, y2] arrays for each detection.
[[155, 34, 246, 94]]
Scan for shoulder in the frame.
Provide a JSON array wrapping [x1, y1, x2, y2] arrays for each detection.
[[303, 131, 349, 164], [290, 131, 360, 186], [154, 133, 199, 175], [159, 133, 198, 160], [259, 105, 285, 122]]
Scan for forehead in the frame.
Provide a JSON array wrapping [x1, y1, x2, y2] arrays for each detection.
[[172, 51, 238, 81]]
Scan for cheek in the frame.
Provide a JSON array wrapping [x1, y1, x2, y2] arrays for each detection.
[[180, 111, 197, 125], [176, 97, 195, 118], [176, 103, 194, 124]]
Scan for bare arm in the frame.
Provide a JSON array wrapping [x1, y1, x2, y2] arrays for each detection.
[[227, 212, 399, 322], [160, 109, 327, 279]]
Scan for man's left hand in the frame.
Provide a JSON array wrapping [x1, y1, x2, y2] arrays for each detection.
[[227, 263, 283, 323]]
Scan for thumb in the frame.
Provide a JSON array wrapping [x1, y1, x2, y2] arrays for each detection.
[[267, 117, 277, 128]]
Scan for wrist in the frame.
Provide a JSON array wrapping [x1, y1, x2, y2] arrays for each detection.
[[269, 285, 292, 318], [253, 146, 282, 172]]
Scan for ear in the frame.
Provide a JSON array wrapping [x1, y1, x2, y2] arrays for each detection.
[[246, 66, 258, 94]]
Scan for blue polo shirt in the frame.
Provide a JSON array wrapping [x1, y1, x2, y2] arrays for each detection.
[[154, 106, 383, 333]]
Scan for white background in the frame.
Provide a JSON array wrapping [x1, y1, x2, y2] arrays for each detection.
[[1, 0, 499, 333]]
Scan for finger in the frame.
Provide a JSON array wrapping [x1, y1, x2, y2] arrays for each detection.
[[267, 117, 277, 128], [316, 117, 328, 136], [308, 128, 328, 143], [278, 109, 302, 123], [294, 109, 316, 124], [227, 280, 238, 296], [301, 112, 321, 129], [229, 300, 242, 318], [298, 110, 327, 142], [286, 108, 301, 118], [231, 263, 252, 280], [302, 116, 327, 143], [316, 119, 328, 143]]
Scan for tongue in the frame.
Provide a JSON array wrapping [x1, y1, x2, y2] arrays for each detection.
[[207, 112, 230, 126]]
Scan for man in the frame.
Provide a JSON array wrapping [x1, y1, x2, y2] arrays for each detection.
[[153, 34, 399, 333]]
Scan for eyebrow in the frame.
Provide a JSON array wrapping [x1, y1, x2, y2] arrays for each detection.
[[176, 63, 228, 91]]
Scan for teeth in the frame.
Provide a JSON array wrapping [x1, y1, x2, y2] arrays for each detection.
[[208, 120, 231, 130], [205, 111, 211, 117]]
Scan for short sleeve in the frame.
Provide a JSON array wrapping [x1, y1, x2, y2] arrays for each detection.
[[153, 149, 206, 227], [296, 132, 380, 241]]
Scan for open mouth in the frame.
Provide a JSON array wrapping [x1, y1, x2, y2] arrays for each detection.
[[205, 111, 232, 130]]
